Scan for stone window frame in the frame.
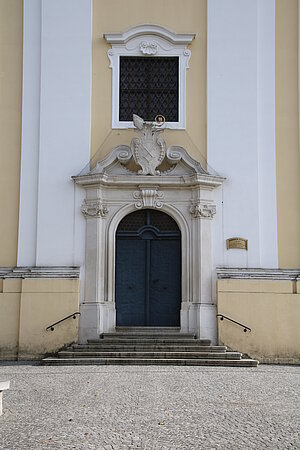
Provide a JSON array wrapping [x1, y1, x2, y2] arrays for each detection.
[[104, 24, 195, 130]]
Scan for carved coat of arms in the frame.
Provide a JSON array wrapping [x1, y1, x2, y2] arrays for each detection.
[[131, 114, 166, 175]]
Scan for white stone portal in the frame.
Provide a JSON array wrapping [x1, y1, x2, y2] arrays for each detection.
[[74, 119, 224, 343]]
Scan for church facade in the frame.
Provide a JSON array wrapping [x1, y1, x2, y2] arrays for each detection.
[[0, 0, 300, 363]]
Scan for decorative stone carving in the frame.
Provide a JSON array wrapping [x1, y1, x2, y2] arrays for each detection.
[[77, 116, 215, 178], [131, 115, 166, 175], [166, 146, 209, 174], [190, 202, 216, 219], [133, 188, 164, 209], [81, 200, 108, 218], [139, 41, 158, 55], [89, 145, 132, 175]]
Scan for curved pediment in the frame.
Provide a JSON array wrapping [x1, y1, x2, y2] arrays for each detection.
[[73, 115, 224, 187], [86, 144, 209, 177], [104, 24, 195, 45]]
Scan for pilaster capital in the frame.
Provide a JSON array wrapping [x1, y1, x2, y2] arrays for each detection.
[[190, 201, 216, 219], [81, 199, 108, 218]]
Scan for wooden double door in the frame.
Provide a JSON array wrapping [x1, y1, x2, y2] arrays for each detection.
[[115, 209, 181, 327]]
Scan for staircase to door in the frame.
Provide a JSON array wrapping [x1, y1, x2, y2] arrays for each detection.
[[42, 328, 258, 366], [42, 209, 258, 367]]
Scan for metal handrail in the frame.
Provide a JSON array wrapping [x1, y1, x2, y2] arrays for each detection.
[[46, 312, 81, 331], [216, 314, 251, 333]]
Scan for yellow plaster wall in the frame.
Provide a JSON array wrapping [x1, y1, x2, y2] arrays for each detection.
[[0, 292, 20, 359], [91, 0, 207, 162], [0, 278, 80, 360], [275, 0, 300, 268], [217, 279, 300, 363], [0, 0, 23, 266]]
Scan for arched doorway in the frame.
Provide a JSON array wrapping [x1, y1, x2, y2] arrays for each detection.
[[115, 209, 181, 327]]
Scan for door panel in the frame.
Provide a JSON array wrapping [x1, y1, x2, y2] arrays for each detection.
[[149, 240, 181, 326], [116, 239, 146, 326], [115, 210, 181, 327]]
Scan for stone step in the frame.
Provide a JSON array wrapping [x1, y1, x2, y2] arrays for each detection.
[[88, 338, 210, 345], [98, 333, 197, 340], [116, 327, 180, 332], [58, 351, 241, 359], [71, 345, 227, 352], [42, 357, 259, 367], [41, 330, 258, 368]]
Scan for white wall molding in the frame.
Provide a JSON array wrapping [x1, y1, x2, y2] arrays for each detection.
[[298, 0, 300, 151], [19, 0, 92, 270], [257, 0, 278, 268], [207, 0, 278, 276], [17, 0, 42, 266]]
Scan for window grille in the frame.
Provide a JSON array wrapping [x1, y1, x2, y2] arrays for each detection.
[[117, 210, 179, 233], [119, 56, 179, 122]]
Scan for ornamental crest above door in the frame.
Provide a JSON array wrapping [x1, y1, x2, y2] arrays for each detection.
[[131, 114, 166, 175], [79, 112, 220, 178]]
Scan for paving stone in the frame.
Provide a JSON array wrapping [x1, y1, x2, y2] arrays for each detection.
[[0, 364, 299, 449]]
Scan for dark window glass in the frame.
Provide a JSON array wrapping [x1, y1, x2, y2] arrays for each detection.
[[119, 56, 179, 122]]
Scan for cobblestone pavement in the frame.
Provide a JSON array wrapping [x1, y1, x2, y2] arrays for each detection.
[[0, 364, 299, 450]]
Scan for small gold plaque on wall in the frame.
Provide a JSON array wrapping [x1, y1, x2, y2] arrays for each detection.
[[226, 237, 248, 250]]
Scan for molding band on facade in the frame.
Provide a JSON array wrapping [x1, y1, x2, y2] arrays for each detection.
[[216, 267, 300, 281], [0, 266, 80, 279]]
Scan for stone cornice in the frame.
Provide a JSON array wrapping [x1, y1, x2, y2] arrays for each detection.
[[0, 266, 80, 279], [73, 172, 225, 189], [217, 267, 300, 281]]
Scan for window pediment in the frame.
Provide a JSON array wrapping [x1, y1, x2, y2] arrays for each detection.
[[104, 24, 195, 45]]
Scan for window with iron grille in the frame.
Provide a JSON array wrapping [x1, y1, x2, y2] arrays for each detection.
[[119, 56, 179, 122]]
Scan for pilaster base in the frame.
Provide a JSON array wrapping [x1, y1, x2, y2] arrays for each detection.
[[181, 302, 217, 344], [78, 302, 116, 343], [199, 304, 217, 344]]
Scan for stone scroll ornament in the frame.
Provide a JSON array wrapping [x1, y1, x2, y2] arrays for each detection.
[[131, 114, 166, 175], [88, 113, 209, 176]]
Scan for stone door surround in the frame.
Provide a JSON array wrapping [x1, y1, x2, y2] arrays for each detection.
[[73, 117, 224, 342]]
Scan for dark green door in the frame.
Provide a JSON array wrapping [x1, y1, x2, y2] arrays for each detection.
[[115, 210, 181, 327]]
